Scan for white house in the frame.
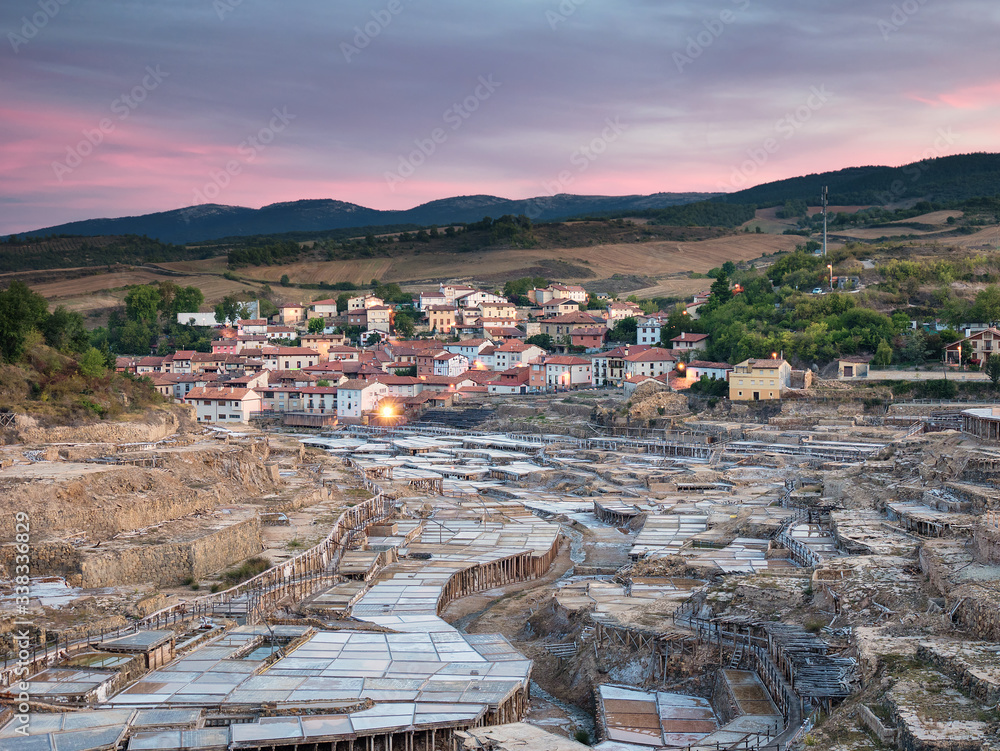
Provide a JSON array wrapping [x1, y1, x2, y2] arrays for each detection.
[[455, 290, 507, 308], [444, 339, 491, 363], [605, 301, 643, 328], [543, 356, 591, 389], [670, 331, 709, 352], [184, 386, 262, 423], [311, 299, 341, 317], [440, 284, 477, 304], [433, 352, 469, 377], [372, 375, 424, 398], [163, 350, 196, 374], [298, 386, 338, 414], [622, 348, 677, 379], [262, 347, 321, 371], [492, 341, 545, 372], [419, 291, 448, 311], [532, 284, 588, 304], [686, 360, 732, 382], [637, 315, 667, 346], [265, 326, 297, 340], [237, 319, 268, 336], [336, 379, 389, 423], [348, 294, 384, 311]]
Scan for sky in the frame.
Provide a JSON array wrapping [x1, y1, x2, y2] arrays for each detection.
[[1, 0, 998, 235]]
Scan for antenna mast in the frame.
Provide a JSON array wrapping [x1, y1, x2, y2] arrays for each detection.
[[822, 186, 828, 257]]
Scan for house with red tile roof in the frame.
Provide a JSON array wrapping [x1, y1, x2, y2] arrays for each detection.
[[184, 386, 262, 423]]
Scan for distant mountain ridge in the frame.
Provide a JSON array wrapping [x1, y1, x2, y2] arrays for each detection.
[[16, 152, 1000, 244], [15, 192, 718, 245]]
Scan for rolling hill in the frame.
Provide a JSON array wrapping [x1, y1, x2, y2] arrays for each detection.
[[718, 152, 1000, 207], [13, 192, 717, 245]]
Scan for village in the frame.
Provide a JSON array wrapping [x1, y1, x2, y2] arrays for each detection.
[[111, 280, 998, 430]]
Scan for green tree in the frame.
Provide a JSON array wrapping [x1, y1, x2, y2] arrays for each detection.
[[280, 274, 291, 287], [78, 347, 107, 378], [900, 330, 930, 366], [156, 281, 179, 316], [41, 306, 89, 353], [124, 285, 161, 325], [393, 311, 416, 339], [704, 273, 732, 312], [778, 199, 808, 219], [336, 293, 351, 313], [660, 306, 696, 345], [526, 333, 553, 350], [0, 281, 49, 362], [873, 339, 892, 369], [608, 317, 638, 343], [307, 317, 326, 334], [258, 298, 278, 320], [171, 286, 204, 317], [118, 320, 155, 354], [987, 353, 1000, 389], [214, 295, 249, 326], [968, 285, 1000, 325]]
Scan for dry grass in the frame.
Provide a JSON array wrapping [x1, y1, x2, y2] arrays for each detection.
[[189, 234, 803, 293], [32, 268, 265, 317], [888, 210, 964, 224]]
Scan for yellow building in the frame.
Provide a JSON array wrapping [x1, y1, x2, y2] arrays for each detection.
[[729, 358, 791, 401]]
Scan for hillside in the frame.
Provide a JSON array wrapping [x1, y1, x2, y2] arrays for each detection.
[[165, 231, 802, 295], [719, 152, 1000, 207], [13, 192, 718, 245], [0, 235, 212, 274]]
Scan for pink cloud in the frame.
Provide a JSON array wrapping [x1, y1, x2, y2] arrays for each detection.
[[907, 82, 1000, 110]]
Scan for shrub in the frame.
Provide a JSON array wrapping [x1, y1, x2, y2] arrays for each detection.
[[222, 556, 271, 586]]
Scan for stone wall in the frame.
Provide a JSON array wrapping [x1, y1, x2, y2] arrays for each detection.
[[0, 541, 81, 580], [710, 670, 739, 725], [0, 444, 282, 542], [15, 405, 194, 445], [77, 516, 263, 588], [972, 524, 1000, 564], [920, 542, 1000, 642]]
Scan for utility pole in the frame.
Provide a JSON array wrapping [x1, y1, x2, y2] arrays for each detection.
[[822, 185, 828, 257]]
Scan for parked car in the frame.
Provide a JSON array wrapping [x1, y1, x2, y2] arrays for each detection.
[[811, 288, 824, 294]]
